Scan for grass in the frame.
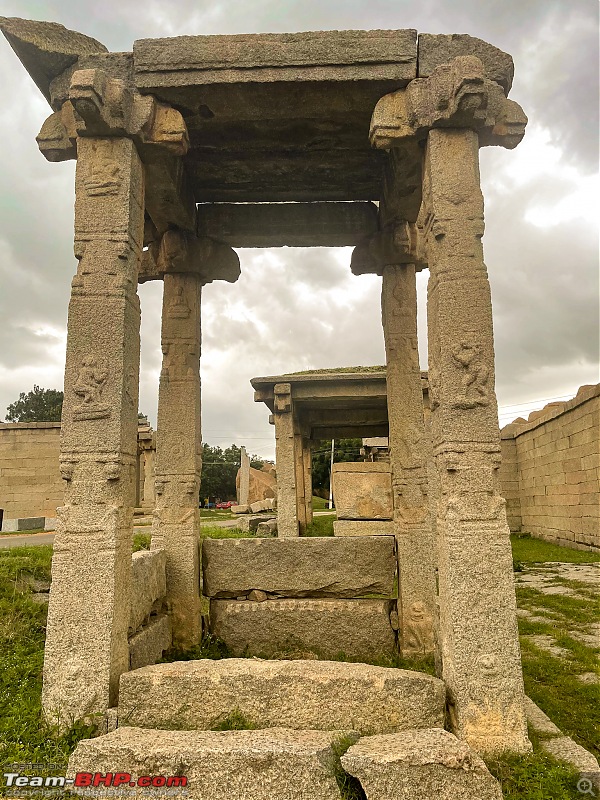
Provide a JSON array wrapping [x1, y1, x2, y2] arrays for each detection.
[[511, 532, 600, 565], [304, 515, 335, 537], [486, 751, 583, 799], [0, 528, 47, 536], [312, 495, 333, 511]]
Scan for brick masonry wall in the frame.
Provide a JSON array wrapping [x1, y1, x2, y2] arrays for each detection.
[[500, 384, 599, 551], [0, 422, 62, 519]]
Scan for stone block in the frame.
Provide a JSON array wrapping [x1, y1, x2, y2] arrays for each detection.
[[231, 504, 250, 514], [418, 33, 514, 93], [334, 520, 394, 536], [236, 514, 275, 533], [118, 659, 445, 734], [210, 598, 397, 661], [0, 516, 45, 532], [202, 536, 396, 598], [128, 614, 172, 670], [256, 519, 277, 536], [250, 498, 274, 513], [542, 737, 599, 789], [332, 462, 393, 520], [44, 517, 57, 531], [68, 726, 357, 800], [129, 550, 167, 634], [523, 697, 561, 737], [341, 729, 503, 799]]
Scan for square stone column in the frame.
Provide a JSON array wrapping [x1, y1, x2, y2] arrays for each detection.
[[238, 446, 250, 506], [42, 137, 143, 726], [274, 383, 299, 537], [382, 264, 437, 659], [295, 427, 308, 533], [151, 272, 202, 649], [303, 439, 314, 527], [142, 448, 155, 509], [423, 128, 529, 754]]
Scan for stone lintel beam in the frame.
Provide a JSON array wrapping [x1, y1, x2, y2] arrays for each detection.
[[311, 424, 389, 440], [302, 408, 389, 428], [418, 33, 514, 94], [140, 229, 240, 285], [0, 16, 107, 103], [196, 202, 378, 248], [371, 56, 527, 150], [351, 221, 426, 276]]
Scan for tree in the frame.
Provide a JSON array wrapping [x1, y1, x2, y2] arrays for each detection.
[[200, 443, 264, 501], [311, 438, 363, 497], [5, 385, 64, 422]]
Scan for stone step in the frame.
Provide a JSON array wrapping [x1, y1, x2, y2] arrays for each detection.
[[341, 728, 504, 799], [67, 726, 357, 800], [118, 658, 445, 734]]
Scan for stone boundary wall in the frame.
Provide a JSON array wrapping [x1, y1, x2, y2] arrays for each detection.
[[500, 384, 599, 551], [0, 422, 62, 520]]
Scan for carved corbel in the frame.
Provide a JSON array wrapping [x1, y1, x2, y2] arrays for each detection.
[[371, 55, 527, 150], [351, 221, 426, 276], [274, 384, 292, 414], [37, 100, 78, 161], [139, 229, 241, 285]]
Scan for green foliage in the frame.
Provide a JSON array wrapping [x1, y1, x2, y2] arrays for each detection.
[[304, 515, 335, 537], [211, 709, 257, 731], [332, 735, 366, 800], [5, 385, 63, 422], [486, 751, 582, 799], [200, 443, 264, 501], [133, 532, 151, 551], [311, 438, 363, 495]]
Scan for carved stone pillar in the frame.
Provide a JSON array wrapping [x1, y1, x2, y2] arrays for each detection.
[[303, 440, 314, 527], [423, 128, 529, 754], [295, 427, 308, 534], [151, 272, 202, 649], [238, 446, 250, 506], [274, 383, 298, 537], [42, 137, 143, 726], [382, 264, 437, 659], [142, 448, 155, 509]]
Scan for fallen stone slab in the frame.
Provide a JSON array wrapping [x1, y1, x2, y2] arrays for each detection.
[[523, 697, 561, 737], [525, 635, 572, 660], [202, 535, 396, 598], [256, 519, 277, 536], [542, 737, 600, 790], [118, 658, 445, 734], [128, 614, 171, 671], [210, 599, 397, 660], [341, 728, 503, 799], [68, 726, 357, 800], [235, 514, 275, 533], [231, 504, 250, 514], [250, 499, 275, 513], [129, 549, 167, 633]]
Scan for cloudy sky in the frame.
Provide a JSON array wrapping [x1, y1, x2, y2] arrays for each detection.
[[0, 0, 598, 460]]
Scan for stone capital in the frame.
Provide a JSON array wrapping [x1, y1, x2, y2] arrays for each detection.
[[140, 229, 240, 285], [371, 56, 527, 150], [351, 222, 426, 276]]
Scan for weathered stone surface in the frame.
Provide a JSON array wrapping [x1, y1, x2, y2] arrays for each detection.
[[333, 520, 394, 536], [68, 726, 357, 800], [418, 33, 514, 93], [197, 201, 378, 248], [210, 599, 397, 660], [256, 519, 278, 536], [0, 516, 45, 532], [0, 17, 107, 102], [235, 514, 276, 533], [151, 272, 202, 650], [421, 128, 530, 754], [128, 614, 171, 671], [118, 659, 445, 733], [523, 697, 561, 738], [542, 737, 600, 787], [274, 384, 298, 538], [332, 462, 393, 520], [231, 504, 250, 514], [341, 728, 503, 799], [203, 535, 396, 598], [129, 549, 166, 633], [250, 498, 275, 513]]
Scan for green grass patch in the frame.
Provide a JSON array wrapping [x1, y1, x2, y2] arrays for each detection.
[[211, 709, 257, 731], [511, 533, 600, 564], [304, 515, 335, 537], [312, 495, 332, 511], [486, 751, 583, 799], [516, 585, 599, 626], [0, 528, 47, 536]]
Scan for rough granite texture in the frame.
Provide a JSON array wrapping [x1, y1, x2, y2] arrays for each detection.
[[341, 728, 503, 799], [333, 520, 395, 536], [418, 33, 514, 93], [129, 549, 166, 633], [332, 462, 393, 520], [202, 535, 397, 598], [128, 614, 172, 671], [68, 726, 358, 800], [542, 737, 600, 788], [118, 658, 445, 734], [210, 598, 397, 660]]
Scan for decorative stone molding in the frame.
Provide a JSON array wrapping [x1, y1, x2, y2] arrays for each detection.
[[351, 221, 426, 276], [140, 229, 240, 285], [370, 55, 527, 150]]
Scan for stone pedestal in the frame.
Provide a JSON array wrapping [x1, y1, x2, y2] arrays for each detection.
[[382, 264, 437, 659], [423, 128, 529, 754], [151, 272, 202, 649], [42, 137, 143, 725], [273, 383, 298, 538]]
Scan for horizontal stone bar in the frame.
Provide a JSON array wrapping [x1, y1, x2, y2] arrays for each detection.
[[334, 520, 395, 537], [209, 598, 397, 661], [118, 658, 446, 733], [129, 549, 167, 634], [196, 202, 378, 247], [134, 29, 417, 88], [68, 726, 355, 800], [202, 535, 396, 598]]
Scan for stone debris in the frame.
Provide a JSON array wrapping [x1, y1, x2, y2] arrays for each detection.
[[118, 659, 445, 734], [68, 726, 359, 800], [341, 728, 503, 799], [235, 514, 276, 533], [525, 635, 572, 660], [523, 696, 561, 737], [256, 519, 277, 536], [542, 737, 600, 790]]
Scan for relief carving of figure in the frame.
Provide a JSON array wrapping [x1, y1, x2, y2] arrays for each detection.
[[451, 338, 490, 409], [73, 357, 107, 406], [404, 600, 434, 656], [168, 285, 191, 318], [84, 140, 121, 196]]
